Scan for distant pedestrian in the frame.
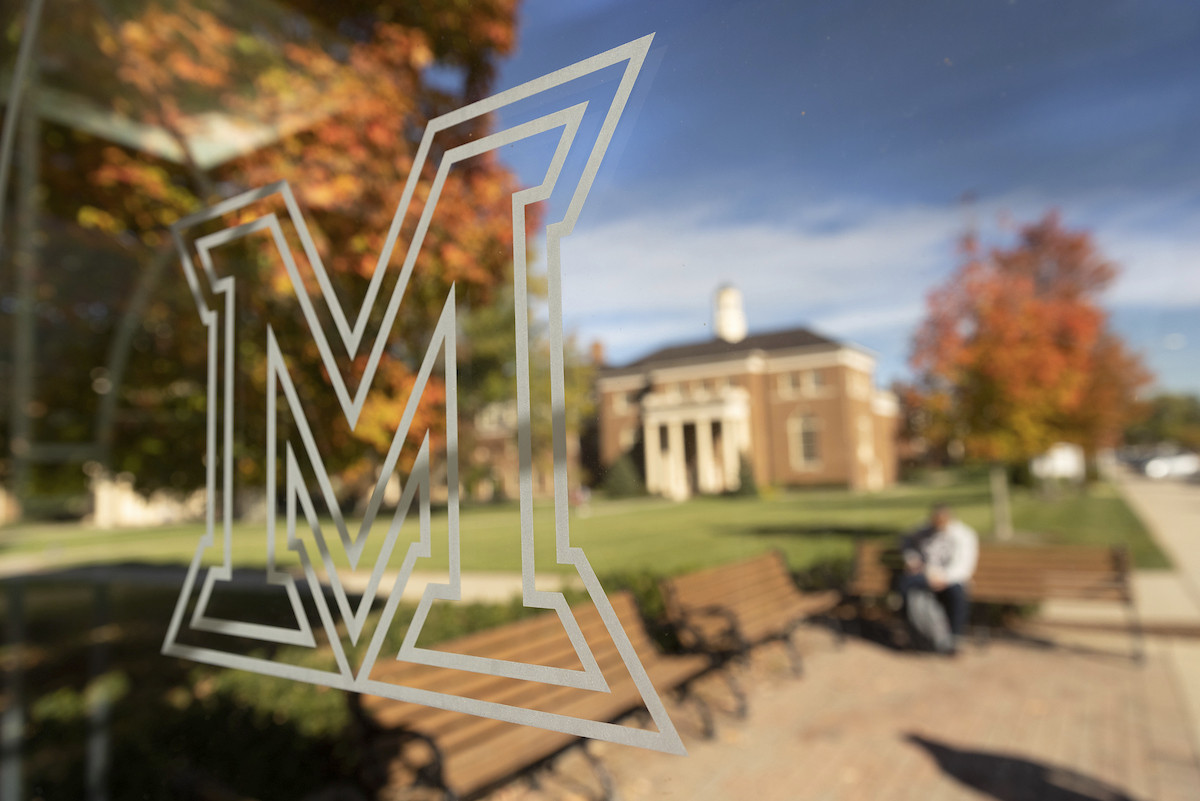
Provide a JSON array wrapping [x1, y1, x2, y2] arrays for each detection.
[[898, 503, 978, 654]]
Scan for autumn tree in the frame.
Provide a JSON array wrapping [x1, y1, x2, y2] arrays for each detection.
[[4, 0, 560, 509], [910, 212, 1152, 529]]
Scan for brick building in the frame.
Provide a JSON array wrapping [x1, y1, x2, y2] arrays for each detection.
[[596, 287, 899, 498]]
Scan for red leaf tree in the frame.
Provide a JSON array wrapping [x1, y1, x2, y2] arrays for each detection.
[[910, 212, 1152, 468]]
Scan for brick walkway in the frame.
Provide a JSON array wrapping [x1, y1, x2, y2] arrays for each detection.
[[483, 630, 1200, 801]]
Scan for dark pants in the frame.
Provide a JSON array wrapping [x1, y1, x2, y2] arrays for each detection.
[[897, 573, 970, 637]]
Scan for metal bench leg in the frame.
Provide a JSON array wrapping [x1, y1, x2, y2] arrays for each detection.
[[784, 631, 805, 677], [831, 612, 848, 648], [696, 695, 716, 739], [722, 665, 750, 719], [802, 613, 845, 651], [583, 743, 618, 801], [1127, 598, 1145, 665], [973, 622, 990, 650], [678, 686, 715, 739]]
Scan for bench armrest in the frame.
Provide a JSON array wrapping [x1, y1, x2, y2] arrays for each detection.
[[671, 604, 747, 655]]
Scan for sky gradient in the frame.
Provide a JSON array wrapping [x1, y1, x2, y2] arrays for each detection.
[[489, 0, 1200, 392]]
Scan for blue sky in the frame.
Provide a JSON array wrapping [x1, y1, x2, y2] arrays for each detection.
[[487, 0, 1200, 392]]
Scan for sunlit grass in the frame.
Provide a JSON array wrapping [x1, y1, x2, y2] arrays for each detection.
[[0, 474, 1168, 575]]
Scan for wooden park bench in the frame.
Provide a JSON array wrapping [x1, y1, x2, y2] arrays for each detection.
[[659, 550, 842, 707], [847, 540, 1143, 660], [359, 590, 711, 800]]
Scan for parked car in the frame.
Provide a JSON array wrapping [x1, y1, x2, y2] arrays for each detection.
[[1143, 452, 1200, 480]]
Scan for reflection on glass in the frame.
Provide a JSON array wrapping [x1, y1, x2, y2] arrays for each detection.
[[2, 0, 1199, 798]]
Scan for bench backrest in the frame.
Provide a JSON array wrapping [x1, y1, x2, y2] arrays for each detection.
[[660, 550, 799, 623], [365, 590, 654, 731], [361, 590, 701, 797], [850, 541, 1132, 603]]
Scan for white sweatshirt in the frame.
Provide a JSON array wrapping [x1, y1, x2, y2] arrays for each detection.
[[902, 519, 979, 586]]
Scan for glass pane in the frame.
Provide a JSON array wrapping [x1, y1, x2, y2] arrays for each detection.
[[2, 1, 1198, 798]]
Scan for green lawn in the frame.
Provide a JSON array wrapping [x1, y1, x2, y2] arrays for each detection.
[[0, 475, 1170, 577], [4, 474, 1170, 800]]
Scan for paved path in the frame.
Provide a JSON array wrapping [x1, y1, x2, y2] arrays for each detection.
[[485, 633, 1200, 801], [1115, 473, 1200, 607], [1112, 472, 1200, 779], [478, 473, 1200, 801]]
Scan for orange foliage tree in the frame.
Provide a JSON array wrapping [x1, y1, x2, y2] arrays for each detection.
[[27, 0, 529, 495], [910, 212, 1152, 468]]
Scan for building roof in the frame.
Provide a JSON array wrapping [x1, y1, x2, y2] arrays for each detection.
[[605, 325, 843, 375]]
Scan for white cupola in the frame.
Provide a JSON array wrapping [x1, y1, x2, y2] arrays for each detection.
[[714, 284, 747, 343]]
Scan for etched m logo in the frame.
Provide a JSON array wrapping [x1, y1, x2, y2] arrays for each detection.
[[160, 35, 685, 753]]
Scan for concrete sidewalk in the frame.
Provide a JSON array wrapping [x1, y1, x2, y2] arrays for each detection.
[[484, 633, 1200, 801], [1030, 471, 1200, 787], [1115, 473, 1200, 607], [477, 473, 1200, 801], [1037, 570, 1200, 633]]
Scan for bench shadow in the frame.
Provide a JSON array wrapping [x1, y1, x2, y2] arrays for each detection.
[[2, 566, 375, 801], [721, 524, 901, 539], [783, 490, 992, 513], [906, 733, 1139, 801], [986, 626, 1142, 665]]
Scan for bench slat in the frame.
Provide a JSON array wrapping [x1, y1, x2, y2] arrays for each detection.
[[364, 590, 709, 799], [849, 542, 1134, 605]]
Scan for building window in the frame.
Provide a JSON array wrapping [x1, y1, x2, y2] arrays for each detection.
[[788, 414, 822, 469], [801, 369, 828, 396], [802, 420, 821, 463], [776, 372, 796, 398], [659, 425, 669, 450]]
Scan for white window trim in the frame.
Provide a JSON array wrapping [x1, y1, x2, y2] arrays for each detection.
[[787, 413, 823, 471], [801, 369, 835, 398], [777, 372, 797, 399]]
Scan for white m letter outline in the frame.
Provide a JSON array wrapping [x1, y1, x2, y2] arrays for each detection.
[[161, 35, 685, 753]]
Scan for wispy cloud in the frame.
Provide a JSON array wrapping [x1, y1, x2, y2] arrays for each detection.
[[556, 199, 964, 362], [1098, 223, 1200, 309]]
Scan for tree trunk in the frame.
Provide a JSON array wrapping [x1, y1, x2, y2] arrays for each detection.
[[92, 243, 175, 471], [990, 463, 1013, 541], [7, 53, 41, 512]]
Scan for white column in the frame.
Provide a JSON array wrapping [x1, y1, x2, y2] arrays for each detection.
[[642, 419, 660, 494], [667, 419, 686, 500], [721, 415, 740, 491], [696, 417, 716, 494]]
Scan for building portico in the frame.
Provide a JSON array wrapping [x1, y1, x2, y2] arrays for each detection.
[[641, 386, 751, 500]]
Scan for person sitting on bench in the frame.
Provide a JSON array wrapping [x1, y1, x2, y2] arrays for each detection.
[[899, 503, 978, 653]]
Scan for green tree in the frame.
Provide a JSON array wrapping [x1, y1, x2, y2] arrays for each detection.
[[601, 453, 644, 499], [1126, 393, 1200, 451]]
